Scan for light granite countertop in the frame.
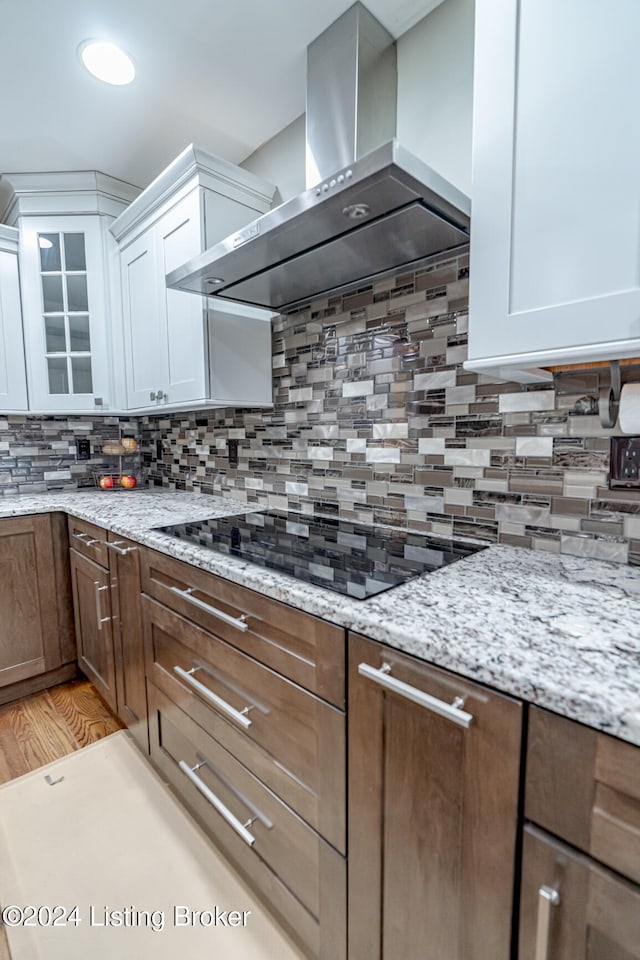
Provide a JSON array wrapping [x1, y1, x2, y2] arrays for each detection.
[[2, 488, 639, 746]]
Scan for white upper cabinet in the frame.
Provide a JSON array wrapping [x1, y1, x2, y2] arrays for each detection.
[[4, 172, 138, 412], [0, 226, 28, 411], [466, 0, 640, 382], [111, 145, 276, 412]]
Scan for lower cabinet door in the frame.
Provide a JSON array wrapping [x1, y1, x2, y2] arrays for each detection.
[[519, 824, 640, 960], [70, 549, 117, 712], [0, 515, 65, 688], [348, 632, 522, 960], [107, 535, 148, 751], [147, 680, 346, 960]]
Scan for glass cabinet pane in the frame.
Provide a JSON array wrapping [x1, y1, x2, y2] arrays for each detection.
[[66, 275, 88, 312], [71, 357, 93, 394], [63, 233, 86, 271], [38, 234, 61, 272], [45, 316, 67, 353], [37, 227, 95, 401], [42, 275, 64, 312], [47, 357, 69, 394], [68, 315, 91, 352]]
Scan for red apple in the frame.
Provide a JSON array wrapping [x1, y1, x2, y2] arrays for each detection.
[[120, 474, 137, 489], [99, 476, 114, 490]]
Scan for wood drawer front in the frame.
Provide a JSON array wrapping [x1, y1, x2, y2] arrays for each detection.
[[67, 516, 109, 567], [519, 825, 640, 960], [148, 681, 346, 960], [526, 706, 640, 883], [143, 595, 346, 852], [140, 547, 345, 708]]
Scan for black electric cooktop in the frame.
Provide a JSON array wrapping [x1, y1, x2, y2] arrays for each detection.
[[156, 510, 487, 600]]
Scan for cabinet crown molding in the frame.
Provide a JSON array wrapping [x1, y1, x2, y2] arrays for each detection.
[[109, 143, 277, 244], [0, 170, 140, 224]]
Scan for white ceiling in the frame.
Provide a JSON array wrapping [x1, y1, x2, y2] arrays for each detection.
[[1, 0, 445, 193]]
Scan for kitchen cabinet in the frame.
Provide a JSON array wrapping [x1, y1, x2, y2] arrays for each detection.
[[111, 144, 276, 413], [4, 171, 138, 413], [141, 545, 346, 959], [466, 0, 640, 382], [0, 514, 75, 703], [347, 632, 522, 960], [0, 226, 28, 411], [69, 517, 148, 749], [70, 529, 117, 711], [519, 706, 640, 958], [107, 534, 148, 751], [519, 826, 640, 959]]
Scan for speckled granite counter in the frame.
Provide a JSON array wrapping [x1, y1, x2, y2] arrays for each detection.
[[2, 489, 639, 746]]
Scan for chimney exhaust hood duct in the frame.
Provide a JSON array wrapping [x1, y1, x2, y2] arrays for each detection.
[[166, 2, 470, 313]]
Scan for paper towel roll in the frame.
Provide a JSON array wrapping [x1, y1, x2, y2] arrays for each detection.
[[619, 383, 640, 434]]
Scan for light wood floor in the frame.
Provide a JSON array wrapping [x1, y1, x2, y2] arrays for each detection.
[[0, 679, 123, 960], [0, 678, 123, 787]]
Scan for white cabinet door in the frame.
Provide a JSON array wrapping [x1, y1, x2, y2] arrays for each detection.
[[120, 190, 207, 410], [121, 230, 163, 410], [156, 190, 207, 406], [19, 216, 113, 412], [0, 230, 28, 412], [467, 0, 640, 380]]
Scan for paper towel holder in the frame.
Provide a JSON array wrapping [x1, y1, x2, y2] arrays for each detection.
[[599, 360, 621, 428]]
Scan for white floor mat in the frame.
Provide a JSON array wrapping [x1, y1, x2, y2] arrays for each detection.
[[0, 731, 306, 959]]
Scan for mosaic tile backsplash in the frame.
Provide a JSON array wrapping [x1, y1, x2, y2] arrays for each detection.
[[140, 252, 640, 565], [0, 416, 142, 493], [1, 252, 638, 563]]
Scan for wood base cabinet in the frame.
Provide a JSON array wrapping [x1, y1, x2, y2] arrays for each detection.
[[141, 546, 347, 959], [521, 706, 640, 959], [0, 513, 75, 700], [70, 546, 117, 710], [519, 825, 640, 960], [69, 517, 148, 750], [348, 633, 522, 960], [148, 680, 345, 960]]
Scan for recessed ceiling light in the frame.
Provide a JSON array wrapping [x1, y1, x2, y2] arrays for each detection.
[[78, 40, 135, 86]]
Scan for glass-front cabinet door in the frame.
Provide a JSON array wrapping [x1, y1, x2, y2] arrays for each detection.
[[19, 216, 112, 412]]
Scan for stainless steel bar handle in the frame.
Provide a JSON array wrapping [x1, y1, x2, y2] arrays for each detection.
[[72, 532, 99, 546], [173, 665, 252, 729], [93, 581, 111, 631], [170, 586, 249, 632], [178, 760, 255, 846], [358, 662, 473, 728], [105, 540, 138, 556], [535, 885, 560, 960]]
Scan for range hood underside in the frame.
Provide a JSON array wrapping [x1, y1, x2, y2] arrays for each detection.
[[210, 204, 468, 311]]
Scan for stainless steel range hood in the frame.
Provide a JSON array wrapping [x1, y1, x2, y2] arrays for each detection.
[[166, 3, 470, 313]]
